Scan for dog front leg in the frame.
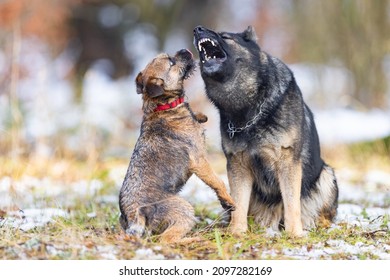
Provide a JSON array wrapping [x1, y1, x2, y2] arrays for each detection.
[[227, 156, 253, 235], [190, 156, 235, 211], [278, 148, 304, 237]]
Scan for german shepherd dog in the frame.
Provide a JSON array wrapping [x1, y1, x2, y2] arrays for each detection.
[[193, 26, 338, 236], [119, 49, 235, 243]]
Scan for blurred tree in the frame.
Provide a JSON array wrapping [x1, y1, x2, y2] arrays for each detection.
[[0, 0, 79, 156], [290, 0, 390, 109], [1, 0, 223, 99], [0, 0, 78, 53], [67, 0, 222, 99]]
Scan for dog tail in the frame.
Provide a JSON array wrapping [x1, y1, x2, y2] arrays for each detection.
[[301, 163, 338, 228]]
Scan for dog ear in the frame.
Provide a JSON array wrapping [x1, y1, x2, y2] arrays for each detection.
[[135, 72, 143, 94], [145, 77, 164, 97], [243, 26, 257, 42]]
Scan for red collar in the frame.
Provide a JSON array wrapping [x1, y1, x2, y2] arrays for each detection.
[[154, 97, 185, 112]]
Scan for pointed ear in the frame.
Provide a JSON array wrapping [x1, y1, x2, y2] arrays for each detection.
[[135, 72, 143, 94], [243, 26, 257, 42], [145, 77, 165, 97]]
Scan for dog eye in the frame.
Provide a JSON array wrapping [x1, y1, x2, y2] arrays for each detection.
[[169, 58, 176, 66], [221, 33, 233, 40]]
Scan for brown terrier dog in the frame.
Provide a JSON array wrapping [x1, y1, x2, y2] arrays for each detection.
[[119, 49, 235, 243]]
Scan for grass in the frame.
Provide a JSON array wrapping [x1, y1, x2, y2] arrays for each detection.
[[1, 190, 389, 260], [0, 141, 390, 260]]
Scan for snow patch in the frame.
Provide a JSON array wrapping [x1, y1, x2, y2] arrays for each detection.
[[133, 248, 165, 260], [315, 109, 390, 144], [3, 208, 68, 231]]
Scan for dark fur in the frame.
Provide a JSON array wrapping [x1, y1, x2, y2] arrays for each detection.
[[194, 26, 338, 236], [119, 49, 235, 243]]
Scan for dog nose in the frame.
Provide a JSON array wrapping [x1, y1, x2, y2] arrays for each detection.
[[177, 49, 192, 60], [194, 25, 206, 34], [178, 49, 191, 56]]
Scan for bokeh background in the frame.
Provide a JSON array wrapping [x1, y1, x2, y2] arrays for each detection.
[[1, 0, 389, 164], [1, 0, 390, 261]]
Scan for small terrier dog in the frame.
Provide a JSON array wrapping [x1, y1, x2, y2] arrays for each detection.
[[119, 49, 235, 243]]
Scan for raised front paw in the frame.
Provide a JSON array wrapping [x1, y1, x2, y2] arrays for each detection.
[[194, 112, 208, 123], [220, 197, 236, 212]]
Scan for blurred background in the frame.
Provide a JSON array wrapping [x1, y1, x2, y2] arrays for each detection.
[[0, 0, 389, 168]]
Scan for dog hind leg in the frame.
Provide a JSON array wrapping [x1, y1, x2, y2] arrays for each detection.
[[152, 196, 196, 243]]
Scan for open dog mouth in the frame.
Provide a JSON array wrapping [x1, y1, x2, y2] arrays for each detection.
[[196, 37, 226, 64]]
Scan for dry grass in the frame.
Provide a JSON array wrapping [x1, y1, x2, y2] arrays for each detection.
[[0, 141, 389, 260]]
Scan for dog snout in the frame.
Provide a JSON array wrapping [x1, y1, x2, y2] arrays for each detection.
[[194, 25, 206, 35], [176, 49, 193, 61]]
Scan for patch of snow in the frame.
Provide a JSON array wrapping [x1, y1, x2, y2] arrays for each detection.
[[364, 170, 390, 190], [338, 183, 367, 203], [46, 244, 61, 256], [291, 63, 354, 107], [97, 245, 118, 260], [133, 248, 165, 260], [4, 208, 68, 231], [265, 227, 281, 237], [338, 179, 390, 207], [0, 177, 104, 208], [314, 108, 390, 144], [260, 249, 279, 259], [70, 179, 104, 196], [86, 212, 97, 218], [337, 203, 363, 216], [276, 240, 390, 260]]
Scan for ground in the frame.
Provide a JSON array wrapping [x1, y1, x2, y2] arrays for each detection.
[[0, 146, 389, 260]]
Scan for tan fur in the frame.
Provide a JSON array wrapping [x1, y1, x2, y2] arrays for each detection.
[[227, 127, 307, 236], [227, 152, 253, 234]]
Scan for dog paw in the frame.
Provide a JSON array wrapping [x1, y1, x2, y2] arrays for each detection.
[[285, 228, 307, 238], [125, 224, 145, 237], [220, 200, 236, 212], [292, 230, 308, 238], [229, 223, 248, 236], [194, 112, 208, 123]]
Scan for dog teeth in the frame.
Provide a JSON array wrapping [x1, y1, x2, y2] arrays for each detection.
[[198, 38, 217, 63], [198, 38, 216, 49], [199, 38, 213, 44], [201, 54, 217, 63]]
